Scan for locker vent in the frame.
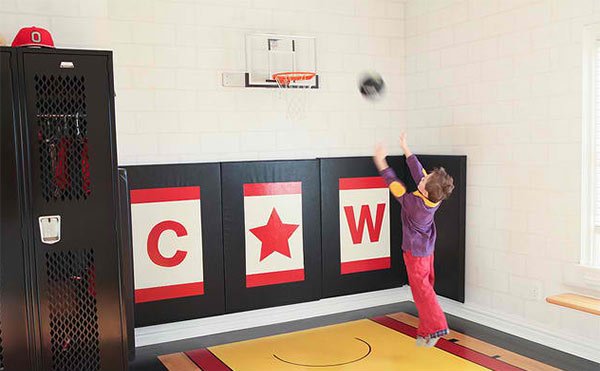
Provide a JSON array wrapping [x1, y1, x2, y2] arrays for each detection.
[[34, 75, 91, 202], [46, 250, 100, 371]]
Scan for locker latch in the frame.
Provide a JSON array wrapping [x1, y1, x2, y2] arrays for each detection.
[[39, 215, 61, 244]]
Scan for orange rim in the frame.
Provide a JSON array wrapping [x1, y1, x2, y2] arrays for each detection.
[[272, 72, 316, 86]]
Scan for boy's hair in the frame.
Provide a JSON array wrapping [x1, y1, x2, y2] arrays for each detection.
[[425, 167, 454, 203]]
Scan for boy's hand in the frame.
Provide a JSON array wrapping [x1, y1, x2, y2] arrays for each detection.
[[373, 143, 389, 171], [399, 132, 408, 148], [374, 143, 387, 161], [399, 132, 413, 157]]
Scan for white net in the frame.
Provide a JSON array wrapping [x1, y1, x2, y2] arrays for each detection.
[[274, 72, 315, 121]]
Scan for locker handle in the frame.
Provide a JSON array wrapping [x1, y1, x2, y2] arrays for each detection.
[[39, 215, 61, 244]]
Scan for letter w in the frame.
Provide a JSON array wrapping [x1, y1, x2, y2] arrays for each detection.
[[343, 203, 386, 244]]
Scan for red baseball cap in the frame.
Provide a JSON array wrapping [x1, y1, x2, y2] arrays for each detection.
[[12, 26, 54, 48]]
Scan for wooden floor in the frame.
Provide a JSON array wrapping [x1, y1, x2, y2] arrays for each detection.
[[158, 312, 562, 371], [386, 312, 559, 371], [129, 301, 599, 371], [157, 353, 200, 371]]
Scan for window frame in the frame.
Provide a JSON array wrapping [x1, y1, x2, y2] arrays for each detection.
[[580, 24, 600, 275]]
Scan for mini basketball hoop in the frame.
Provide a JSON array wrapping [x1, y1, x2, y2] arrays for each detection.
[[273, 72, 316, 120]]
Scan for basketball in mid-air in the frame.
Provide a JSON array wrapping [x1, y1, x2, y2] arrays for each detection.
[[358, 72, 385, 100]]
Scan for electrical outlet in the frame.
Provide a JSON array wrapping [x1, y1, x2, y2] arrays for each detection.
[[531, 285, 541, 300]]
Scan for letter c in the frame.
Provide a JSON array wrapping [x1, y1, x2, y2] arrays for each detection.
[[147, 220, 188, 267]]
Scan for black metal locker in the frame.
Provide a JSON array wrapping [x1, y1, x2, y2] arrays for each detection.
[[0, 47, 36, 371], [0, 47, 129, 371]]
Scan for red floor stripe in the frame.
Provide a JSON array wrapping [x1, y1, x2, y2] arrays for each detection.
[[371, 316, 525, 371], [185, 348, 232, 371]]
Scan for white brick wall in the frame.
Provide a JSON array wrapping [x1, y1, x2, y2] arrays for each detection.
[[0, 0, 405, 165], [404, 0, 600, 347], [3, 0, 600, 357]]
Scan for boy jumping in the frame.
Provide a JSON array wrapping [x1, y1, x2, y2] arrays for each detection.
[[373, 132, 455, 347]]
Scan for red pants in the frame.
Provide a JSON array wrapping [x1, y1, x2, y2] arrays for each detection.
[[403, 251, 448, 338]]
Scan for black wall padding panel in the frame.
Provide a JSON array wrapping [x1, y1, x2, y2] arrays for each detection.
[[126, 156, 465, 326], [387, 155, 466, 303], [221, 160, 321, 313], [117, 168, 135, 360], [321, 157, 406, 298], [125, 163, 225, 327]]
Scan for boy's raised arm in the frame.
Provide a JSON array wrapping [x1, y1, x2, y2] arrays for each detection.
[[374, 143, 406, 201], [400, 133, 426, 184], [399, 132, 413, 158], [373, 143, 390, 172]]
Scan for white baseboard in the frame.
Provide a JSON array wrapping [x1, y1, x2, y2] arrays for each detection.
[[135, 286, 599, 364], [135, 287, 410, 347]]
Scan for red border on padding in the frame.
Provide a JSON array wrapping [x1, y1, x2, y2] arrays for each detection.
[[135, 281, 204, 303], [243, 182, 302, 197], [185, 349, 232, 371], [371, 316, 525, 371], [246, 269, 305, 288], [341, 257, 391, 275], [131, 186, 201, 204], [339, 177, 387, 190]]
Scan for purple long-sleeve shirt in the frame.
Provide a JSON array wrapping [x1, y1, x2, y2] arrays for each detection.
[[380, 155, 441, 257]]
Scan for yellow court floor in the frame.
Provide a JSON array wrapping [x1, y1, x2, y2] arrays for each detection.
[[204, 319, 488, 371], [159, 313, 561, 371]]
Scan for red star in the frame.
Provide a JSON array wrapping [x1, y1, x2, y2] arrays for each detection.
[[249, 208, 299, 261]]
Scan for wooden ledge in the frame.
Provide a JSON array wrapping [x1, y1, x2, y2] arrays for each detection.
[[546, 293, 600, 316]]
